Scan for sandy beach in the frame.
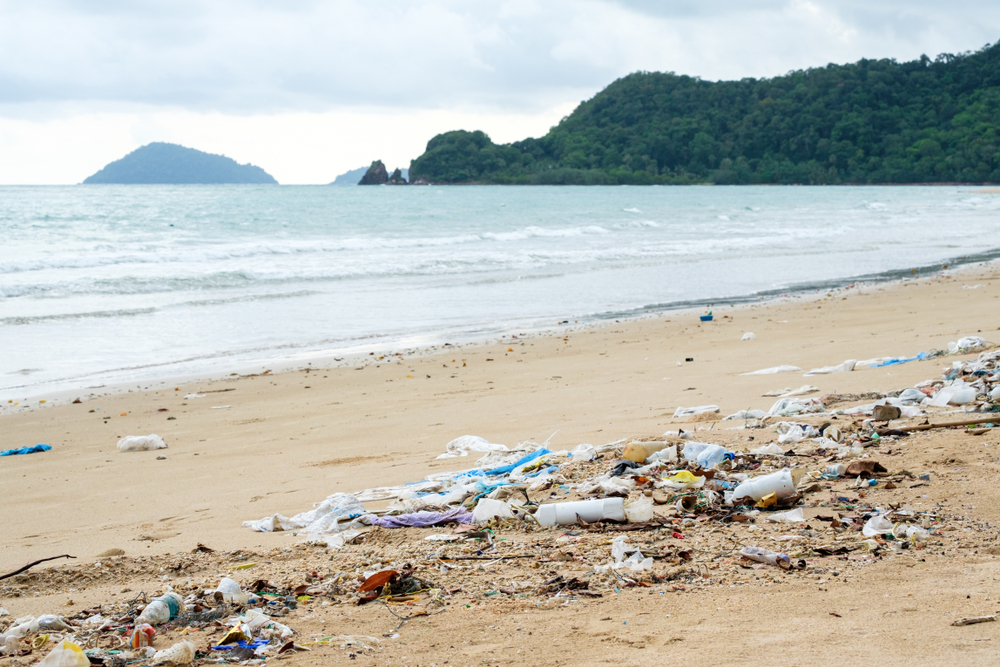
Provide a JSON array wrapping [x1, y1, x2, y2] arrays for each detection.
[[3, 263, 1000, 666]]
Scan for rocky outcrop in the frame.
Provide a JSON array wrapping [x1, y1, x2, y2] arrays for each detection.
[[386, 168, 408, 185], [358, 160, 388, 185]]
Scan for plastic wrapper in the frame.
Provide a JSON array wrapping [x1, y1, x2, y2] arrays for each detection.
[[36, 640, 90, 667], [117, 434, 167, 452]]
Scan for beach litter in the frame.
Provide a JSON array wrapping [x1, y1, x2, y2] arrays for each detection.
[[0, 443, 51, 457], [117, 434, 167, 452], [6, 340, 1000, 663]]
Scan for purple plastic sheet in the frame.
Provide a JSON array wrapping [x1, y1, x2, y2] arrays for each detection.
[[372, 507, 474, 528]]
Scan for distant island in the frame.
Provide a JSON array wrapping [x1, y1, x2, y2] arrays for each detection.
[[330, 165, 409, 185], [409, 41, 1000, 185], [83, 142, 278, 184]]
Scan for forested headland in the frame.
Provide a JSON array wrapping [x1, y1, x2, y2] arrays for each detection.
[[409, 42, 1000, 185]]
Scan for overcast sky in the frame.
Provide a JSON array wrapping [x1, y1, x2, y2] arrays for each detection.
[[1, 0, 997, 184]]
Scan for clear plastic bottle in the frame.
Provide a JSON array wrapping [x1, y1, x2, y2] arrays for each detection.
[[825, 463, 847, 477], [136, 590, 184, 626], [682, 442, 730, 469]]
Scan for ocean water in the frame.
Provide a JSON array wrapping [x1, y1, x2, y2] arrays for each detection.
[[2, 184, 999, 398]]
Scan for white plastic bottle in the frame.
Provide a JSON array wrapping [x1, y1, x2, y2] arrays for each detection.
[[647, 445, 678, 464], [136, 590, 184, 626], [535, 498, 626, 526], [731, 468, 796, 502]]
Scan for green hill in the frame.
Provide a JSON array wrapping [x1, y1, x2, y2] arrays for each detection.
[[83, 142, 278, 184], [410, 42, 1000, 185]]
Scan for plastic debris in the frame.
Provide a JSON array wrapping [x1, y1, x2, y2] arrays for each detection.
[[117, 434, 167, 452], [0, 444, 51, 457]]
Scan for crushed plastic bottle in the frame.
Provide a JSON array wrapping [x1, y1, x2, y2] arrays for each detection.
[[136, 590, 184, 626]]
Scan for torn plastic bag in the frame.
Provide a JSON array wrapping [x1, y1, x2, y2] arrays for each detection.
[[862, 513, 894, 537], [242, 492, 372, 537], [436, 435, 508, 459], [36, 640, 90, 667], [739, 546, 791, 568], [373, 507, 474, 528]]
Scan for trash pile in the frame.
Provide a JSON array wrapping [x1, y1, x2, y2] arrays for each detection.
[[4, 337, 999, 664], [0, 572, 313, 666]]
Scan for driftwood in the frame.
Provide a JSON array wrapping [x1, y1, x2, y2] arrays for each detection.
[[881, 415, 1000, 434], [0, 554, 76, 581]]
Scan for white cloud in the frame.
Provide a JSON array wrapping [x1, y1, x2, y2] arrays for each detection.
[[0, 102, 577, 184], [0, 0, 998, 182]]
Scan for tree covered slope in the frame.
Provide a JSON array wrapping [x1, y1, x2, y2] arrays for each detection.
[[409, 43, 1000, 185]]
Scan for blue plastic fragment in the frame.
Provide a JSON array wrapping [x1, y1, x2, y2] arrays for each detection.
[[0, 444, 51, 457], [484, 448, 551, 476]]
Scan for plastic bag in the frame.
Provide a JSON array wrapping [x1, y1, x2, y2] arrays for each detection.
[[739, 546, 790, 568], [117, 434, 167, 452], [672, 405, 719, 418], [766, 508, 804, 523], [751, 443, 786, 455], [568, 443, 596, 461], [862, 514, 894, 537], [152, 640, 195, 666], [949, 336, 986, 353], [624, 495, 654, 523], [436, 435, 508, 459], [37, 640, 90, 667], [740, 365, 802, 376], [723, 409, 766, 421], [804, 359, 856, 375], [243, 492, 371, 539], [472, 498, 513, 522]]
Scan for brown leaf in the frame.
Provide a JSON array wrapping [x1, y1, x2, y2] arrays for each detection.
[[357, 569, 399, 592]]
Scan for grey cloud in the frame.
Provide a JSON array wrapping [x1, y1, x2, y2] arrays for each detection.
[[0, 0, 997, 116]]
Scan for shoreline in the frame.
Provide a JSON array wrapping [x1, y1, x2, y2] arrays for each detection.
[[3, 251, 996, 411]]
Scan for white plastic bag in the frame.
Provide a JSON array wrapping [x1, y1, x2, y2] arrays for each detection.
[[741, 365, 802, 376], [949, 336, 986, 353], [472, 498, 513, 522], [804, 359, 856, 376], [152, 640, 195, 666], [117, 434, 167, 452], [739, 546, 789, 567], [37, 640, 90, 667], [436, 435, 508, 459], [766, 508, 804, 523], [672, 405, 719, 418], [624, 495, 654, 523], [862, 514, 894, 537]]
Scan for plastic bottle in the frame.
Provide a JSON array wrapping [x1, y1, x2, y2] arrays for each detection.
[[647, 445, 678, 464], [622, 441, 667, 463], [136, 591, 184, 626], [682, 442, 731, 469], [731, 468, 796, 502], [824, 464, 847, 477], [535, 498, 625, 526]]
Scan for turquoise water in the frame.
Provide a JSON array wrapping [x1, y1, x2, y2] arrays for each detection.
[[1, 184, 998, 396]]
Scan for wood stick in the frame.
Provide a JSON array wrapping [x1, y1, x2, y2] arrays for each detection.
[[889, 415, 1000, 433], [0, 554, 76, 581]]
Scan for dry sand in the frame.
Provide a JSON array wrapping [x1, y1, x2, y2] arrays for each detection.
[[2, 264, 1000, 666]]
